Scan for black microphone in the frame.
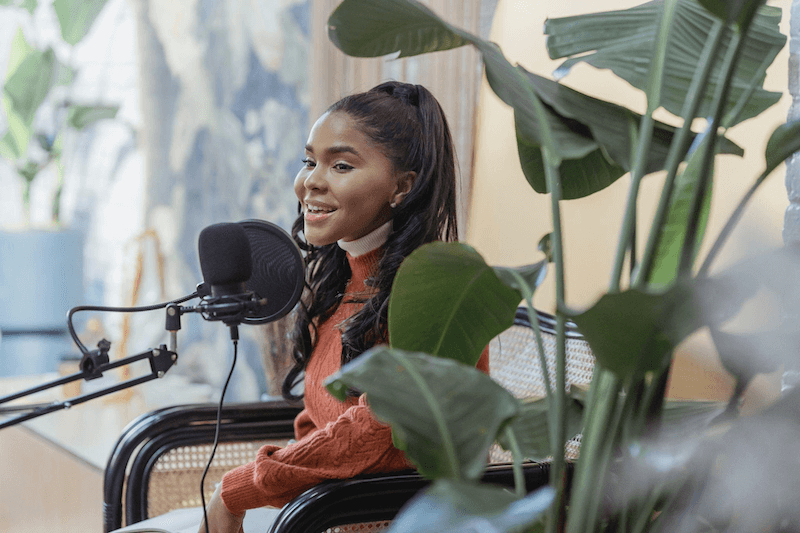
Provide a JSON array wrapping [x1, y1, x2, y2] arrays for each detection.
[[192, 220, 304, 327], [198, 222, 253, 298], [197, 223, 263, 325]]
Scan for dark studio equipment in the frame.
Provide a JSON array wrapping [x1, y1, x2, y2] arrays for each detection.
[[0, 219, 304, 430]]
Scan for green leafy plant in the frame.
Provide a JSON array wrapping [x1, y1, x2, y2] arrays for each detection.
[[0, 0, 117, 226], [323, 0, 800, 531]]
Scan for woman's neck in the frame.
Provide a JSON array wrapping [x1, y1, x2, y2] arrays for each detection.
[[337, 220, 392, 257]]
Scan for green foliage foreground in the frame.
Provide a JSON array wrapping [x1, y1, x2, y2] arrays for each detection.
[[324, 0, 800, 531]]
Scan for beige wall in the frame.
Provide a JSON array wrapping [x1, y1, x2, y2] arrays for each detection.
[[467, 0, 793, 407]]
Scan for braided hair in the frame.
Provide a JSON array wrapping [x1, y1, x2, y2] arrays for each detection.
[[283, 81, 458, 400]]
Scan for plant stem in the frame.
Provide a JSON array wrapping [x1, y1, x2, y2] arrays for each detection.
[[697, 167, 768, 277], [610, 114, 654, 292], [565, 367, 622, 533], [633, 21, 726, 287], [697, 50, 778, 277], [525, 300, 554, 401], [542, 150, 568, 533], [678, 30, 746, 276], [52, 157, 64, 227], [609, 0, 679, 291], [504, 426, 526, 497], [630, 486, 663, 533], [388, 351, 461, 478], [511, 47, 567, 532], [22, 180, 32, 226]]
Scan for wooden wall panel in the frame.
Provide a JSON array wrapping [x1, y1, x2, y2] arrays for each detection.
[[310, 0, 497, 235]]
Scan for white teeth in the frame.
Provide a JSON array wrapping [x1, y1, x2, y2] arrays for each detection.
[[307, 205, 334, 213]]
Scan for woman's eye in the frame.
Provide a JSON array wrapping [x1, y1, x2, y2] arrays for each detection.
[[302, 158, 315, 168], [334, 163, 353, 171]]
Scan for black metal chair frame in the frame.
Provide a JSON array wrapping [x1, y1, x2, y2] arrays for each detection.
[[103, 401, 302, 532], [103, 307, 581, 532]]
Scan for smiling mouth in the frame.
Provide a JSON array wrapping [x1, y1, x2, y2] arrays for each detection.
[[305, 205, 336, 222]]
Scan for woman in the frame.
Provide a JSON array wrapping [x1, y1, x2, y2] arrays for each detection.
[[201, 81, 490, 532]]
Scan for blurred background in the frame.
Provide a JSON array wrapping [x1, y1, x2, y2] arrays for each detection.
[[0, 0, 797, 528]]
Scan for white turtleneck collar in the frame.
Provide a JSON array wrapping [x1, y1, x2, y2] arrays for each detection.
[[337, 220, 392, 257]]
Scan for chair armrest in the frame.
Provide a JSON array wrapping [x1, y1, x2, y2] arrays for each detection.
[[269, 462, 557, 533], [104, 400, 303, 532]]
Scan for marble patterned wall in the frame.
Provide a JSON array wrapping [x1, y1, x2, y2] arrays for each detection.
[[130, 0, 310, 401]]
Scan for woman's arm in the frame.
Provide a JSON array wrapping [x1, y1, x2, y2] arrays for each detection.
[[219, 395, 410, 515]]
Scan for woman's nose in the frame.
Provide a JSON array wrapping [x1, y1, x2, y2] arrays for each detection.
[[304, 167, 326, 191]]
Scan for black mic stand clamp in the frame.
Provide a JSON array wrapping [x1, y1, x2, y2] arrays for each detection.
[[0, 311, 180, 431], [80, 338, 111, 380]]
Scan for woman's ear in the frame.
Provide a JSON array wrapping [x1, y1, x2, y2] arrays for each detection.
[[391, 171, 416, 207]]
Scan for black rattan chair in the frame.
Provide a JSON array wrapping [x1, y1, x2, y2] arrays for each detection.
[[103, 307, 594, 532]]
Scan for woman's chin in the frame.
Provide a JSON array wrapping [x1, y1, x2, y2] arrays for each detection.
[[304, 233, 336, 247]]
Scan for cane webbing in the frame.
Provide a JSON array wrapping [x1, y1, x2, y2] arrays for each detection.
[[322, 521, 392, 532], [488, 319, 595, 462], [145, 439, 289, 519]]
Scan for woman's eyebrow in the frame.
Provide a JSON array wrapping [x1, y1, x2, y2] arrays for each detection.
[[305, 144, 362, 158]]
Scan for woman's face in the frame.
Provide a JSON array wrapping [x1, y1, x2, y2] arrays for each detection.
[[294, 111, 408, 246]]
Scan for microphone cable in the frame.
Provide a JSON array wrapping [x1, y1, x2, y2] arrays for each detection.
[[66, 292, 199, 355], [201, 327, 239, 533]]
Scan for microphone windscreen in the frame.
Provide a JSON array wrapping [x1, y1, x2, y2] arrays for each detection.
[[198, 223, 253, 285], [238, 219, 304, 324]]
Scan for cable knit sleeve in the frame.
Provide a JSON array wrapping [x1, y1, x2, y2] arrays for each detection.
[[293, 408, 316, 441], [220, 395, 410, 514]]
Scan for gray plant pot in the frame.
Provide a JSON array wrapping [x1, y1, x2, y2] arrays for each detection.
[[0, 229, 84, 376]]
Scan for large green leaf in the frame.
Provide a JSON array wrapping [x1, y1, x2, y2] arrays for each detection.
[[497, 396, 584, 461], [544, 0, 785, 126], [0, 124, 25, 159], [3, 46, 55, 127], [765, 121, 800, 177], [66, 105, 119, 129], [326, 348, 520, 480], [698, 0, 766, 31], [5, 28, 33, 78], [570, 284, 704, 379], [2, 31, 54, 158], [0, 0, 37, 13], [387, 480, 554, 533], [389, 242, 520, 366], [53, 0, 110, 46], [516, 138, 626, 199], [519, 68, 744, 171], [648, 131, 716, 288]]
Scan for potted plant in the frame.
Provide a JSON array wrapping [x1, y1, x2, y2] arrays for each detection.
[[320, 0, 800, 531], [0, 0, 117, 375]]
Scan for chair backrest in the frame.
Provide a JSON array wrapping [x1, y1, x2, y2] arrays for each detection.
[[103, 401, 301, 532], [489, 307, 595, 461]]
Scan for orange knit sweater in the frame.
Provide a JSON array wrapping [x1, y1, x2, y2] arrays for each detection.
[[220, 247, 490, 514]]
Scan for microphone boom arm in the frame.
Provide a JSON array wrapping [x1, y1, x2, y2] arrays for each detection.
[[0, 342, 177, 431]]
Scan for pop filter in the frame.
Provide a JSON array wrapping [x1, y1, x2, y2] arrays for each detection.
[[237, 219, 304, 324]]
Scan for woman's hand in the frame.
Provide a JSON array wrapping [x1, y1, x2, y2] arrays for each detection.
[[198, 484, 245, 533]]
